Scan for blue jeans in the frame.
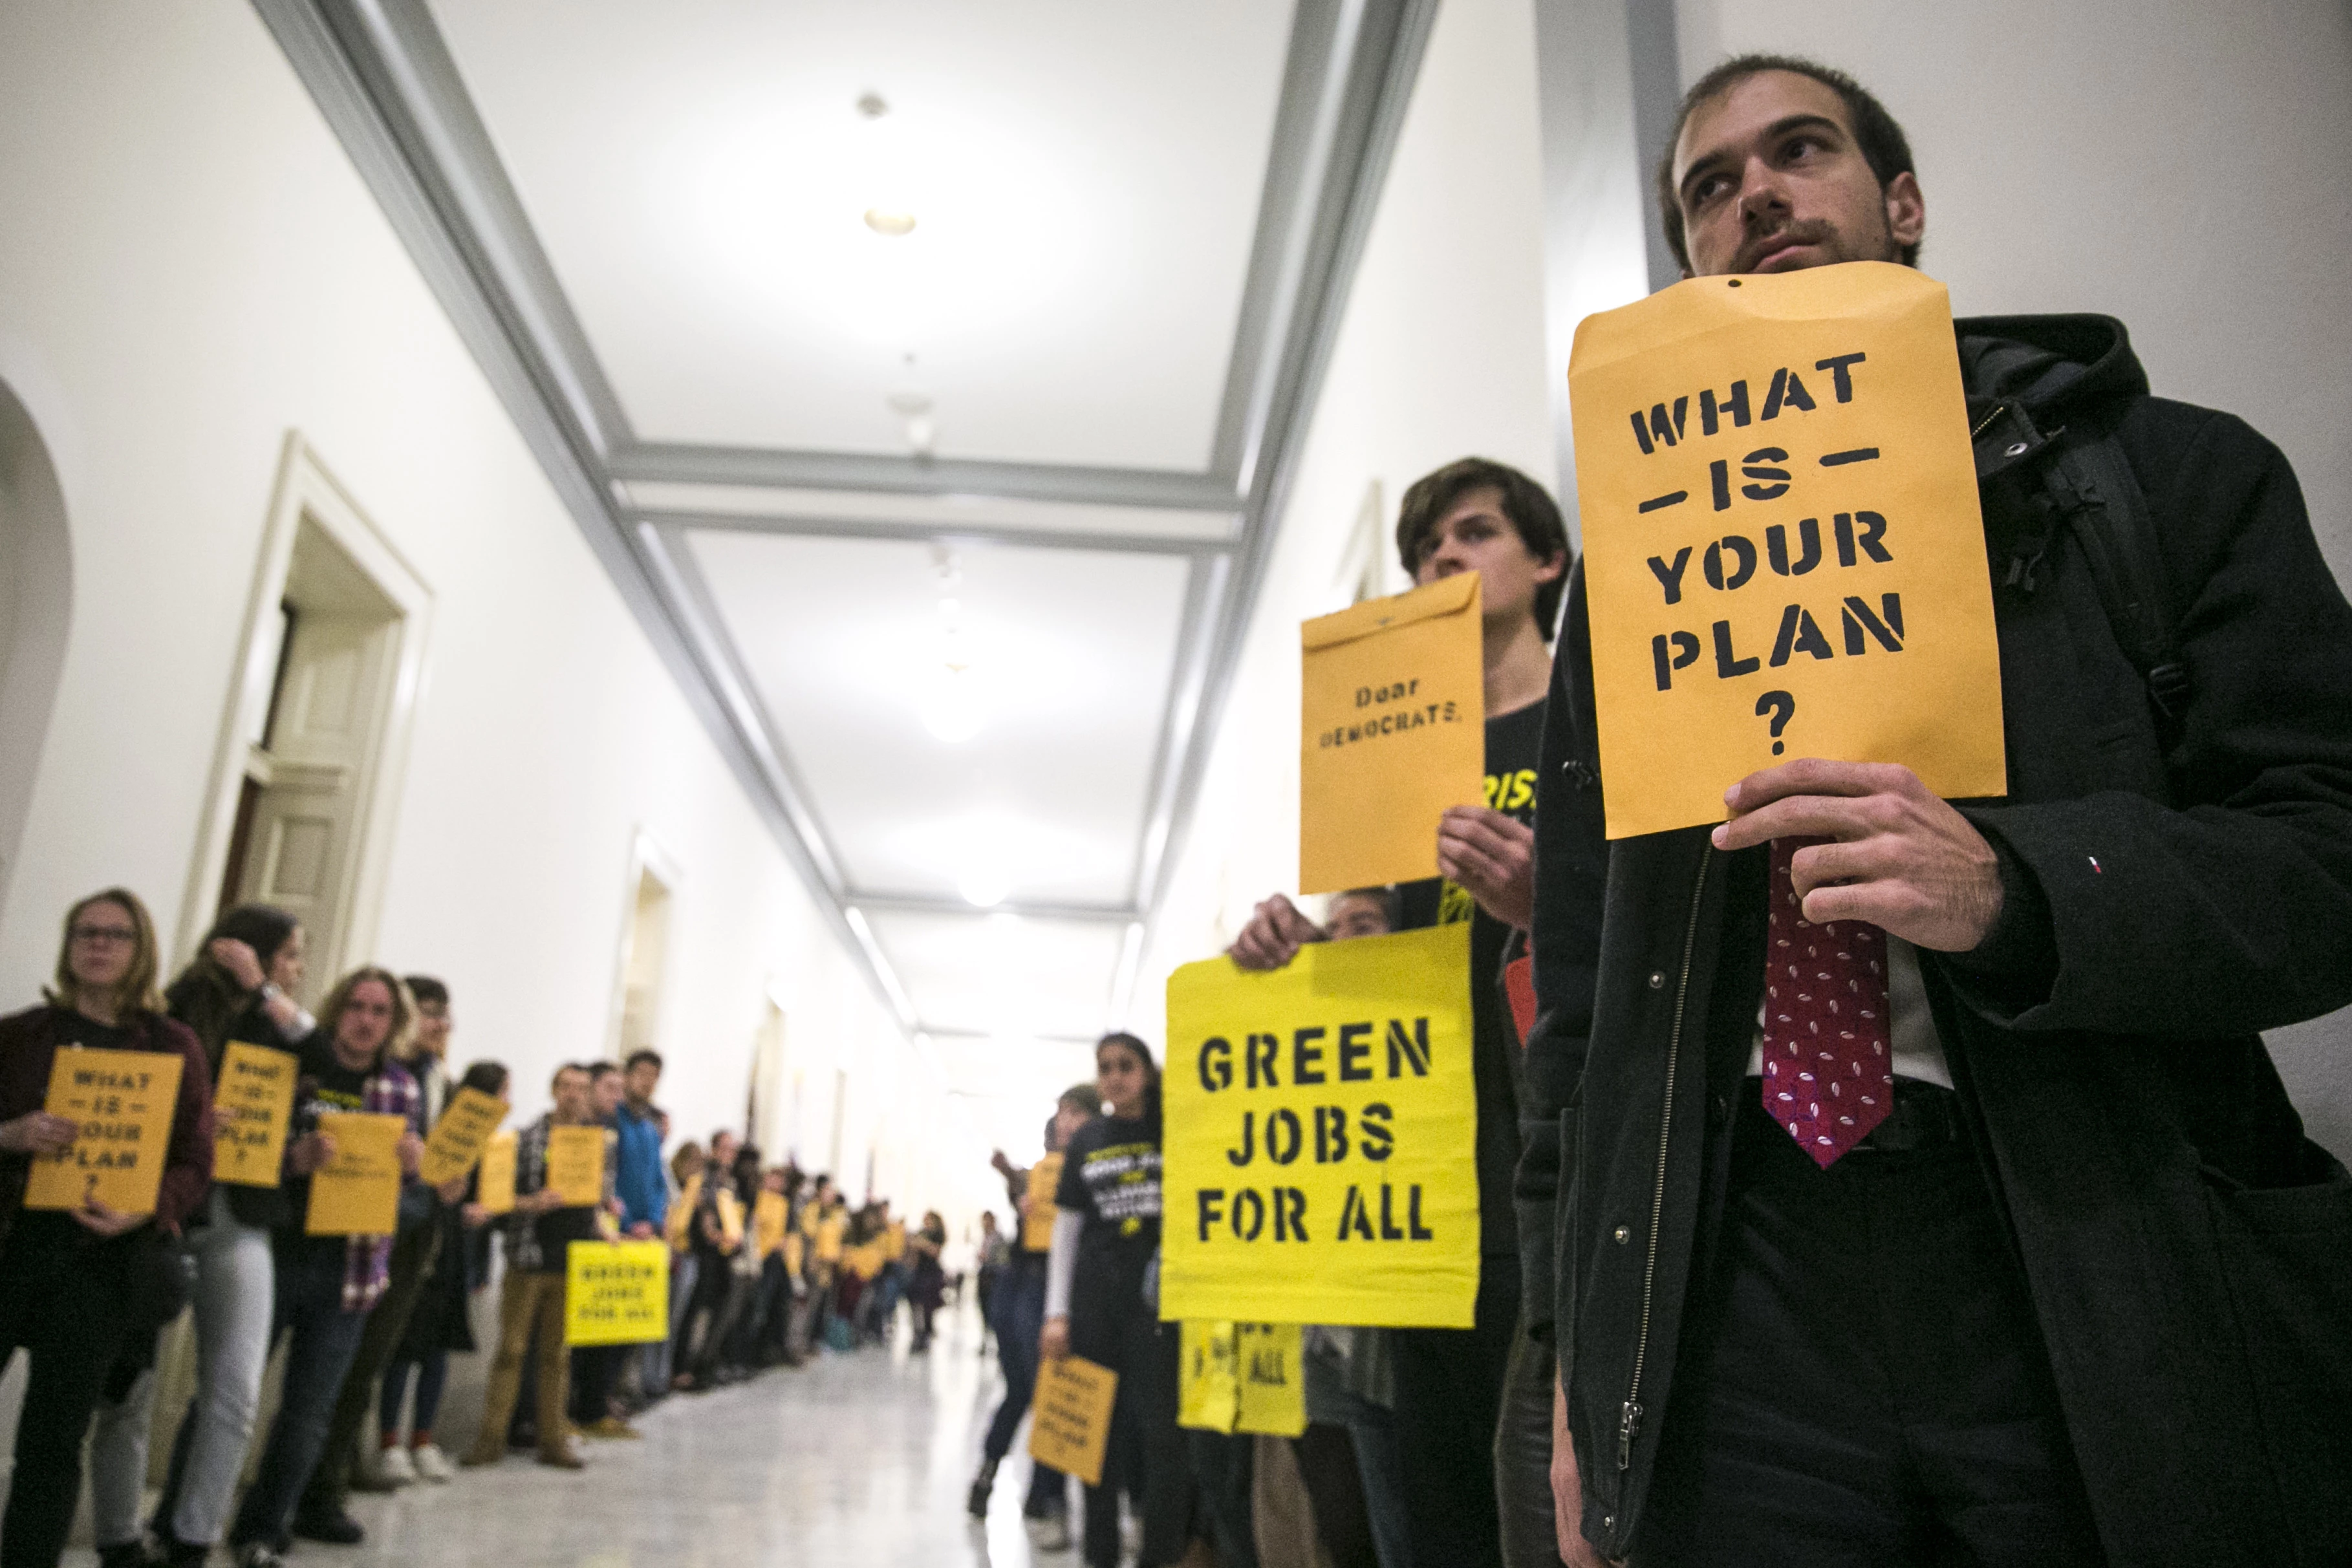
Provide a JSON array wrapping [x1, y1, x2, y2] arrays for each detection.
[[379, 1350, 449, 1441], [981, 1258, 1066, 1514], [228, 1246, 371, 1549]]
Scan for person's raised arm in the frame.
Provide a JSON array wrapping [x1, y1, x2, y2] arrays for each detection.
[[1227, 893, 1328, 971]]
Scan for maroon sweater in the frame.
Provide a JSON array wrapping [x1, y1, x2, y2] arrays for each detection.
[[0, 1003, 214, 1230]]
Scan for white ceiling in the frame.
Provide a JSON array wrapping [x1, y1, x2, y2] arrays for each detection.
[[685, 529, 1189, 908], [279, 0, 1430, 1126], [430, 0, 1295, 467]]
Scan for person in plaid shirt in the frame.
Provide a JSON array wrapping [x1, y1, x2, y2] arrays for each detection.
[[464, 1062, 617, 1472], [224, 967, 423, 1568]]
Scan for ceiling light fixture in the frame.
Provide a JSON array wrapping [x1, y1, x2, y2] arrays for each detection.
[[958, 865, 1009, 908]]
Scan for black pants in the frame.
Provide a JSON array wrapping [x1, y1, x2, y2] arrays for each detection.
[[1393, 1251, 1519, 1568], [1633, 1091, 2105, 1567], [1072, 1305, 1181, 1568], [0, 1219, 133, 1568], [301, 1218, 437, 1515], [1496, 1318, 1566, 1568]]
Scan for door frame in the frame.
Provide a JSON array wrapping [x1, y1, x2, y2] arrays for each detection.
[[177, 432, 433, 973], [603, 826, 684, 1060]]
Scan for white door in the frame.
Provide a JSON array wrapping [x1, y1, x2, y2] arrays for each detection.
[[237, 610, 396, 995]]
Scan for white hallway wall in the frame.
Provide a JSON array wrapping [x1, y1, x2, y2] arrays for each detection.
[[1673, 0, 2352, 1150], [0, 3, 985, 1205], [1139, 0, 1557, 1005]]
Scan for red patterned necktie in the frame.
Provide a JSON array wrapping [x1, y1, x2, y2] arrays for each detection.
[[1761, 836, 1894, 1167]]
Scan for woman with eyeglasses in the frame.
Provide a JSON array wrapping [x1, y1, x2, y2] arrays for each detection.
[[0, 888, 214, 1568], [87, 903, 310, 1568]]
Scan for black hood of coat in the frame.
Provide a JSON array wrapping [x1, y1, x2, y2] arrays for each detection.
[[1954, 312, 2149, 422]]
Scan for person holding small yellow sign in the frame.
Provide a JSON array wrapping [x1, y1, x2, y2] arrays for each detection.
[[0, 888, 213, 1568], [1227, 457, 1570, 1568], [463, 1062, 616, 1473], [224, 965, 426, 1563], [1040, 1034, 1182, 1568], [1523, 54, 2352, 1568], [968, 1084, 1099, 1540]]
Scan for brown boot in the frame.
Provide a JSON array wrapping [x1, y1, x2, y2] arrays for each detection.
[[537, 1442, 585, 1470], [459, 1444, 503, 1469]]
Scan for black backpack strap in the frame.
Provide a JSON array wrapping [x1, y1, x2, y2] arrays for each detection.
[[2038, 435, 2193, 722]]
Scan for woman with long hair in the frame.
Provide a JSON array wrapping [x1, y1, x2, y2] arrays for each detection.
[[223, 965, 424, 1567], [0, 889, 213, 1568], [1041, 1032, 1176, 1568], [89, 903, 307, 1568]]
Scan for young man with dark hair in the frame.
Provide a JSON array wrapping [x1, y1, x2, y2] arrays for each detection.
[[612, 1048, 670, 1399], [569, 1062, 640, 1438], [1230, 456, 1568, 1568], [1522, 56, 2352, 1567], [462, 1063, 615, 1472]]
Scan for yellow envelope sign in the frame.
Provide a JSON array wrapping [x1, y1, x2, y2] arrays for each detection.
[[25, 1046, 185, 1216], [1179, 1321, 1307, 1437], [1569, 261, 2006, 839], [545, 1124, 606, 1208], [1030, 1355, 1119, 1487], [1022, 1153, 1064, 1252], [565, 1240, 671, 1346], [1300, 575, 1485, 893], [477, 1130, 517, 1216], [211, 1041, 297, 1188], [305, 1112, 406, 1236], [418, 1087, 508, 1188], [1161, 923, 1479, 1329]]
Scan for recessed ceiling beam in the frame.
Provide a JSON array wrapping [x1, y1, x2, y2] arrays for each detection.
[[644, 508, 1233, 560], [611, 443, 1242, 513], [850, 893, 1139, 926]]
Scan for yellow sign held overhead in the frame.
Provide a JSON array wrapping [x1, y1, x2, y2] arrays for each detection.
[[25, 1046, 184, 1216], [545, 1124, 606, 1208], [565, 1240, 671, 1346], [211, 1041, 297, 1188], [477, 1130, 517, 1216], [1161, 923, 1479, 1329], [1022, 1153, 1064, 1252], [1570, 262, 2005, 839], [1030, 1356, 1119, 1487], [418, 1087, 508, 1188], [305, 1112, 406, 1236], [1299, 575, 1485, 894]]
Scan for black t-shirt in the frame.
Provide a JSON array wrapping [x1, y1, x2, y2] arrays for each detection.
[[1396, 697, 1544, 1257], [1055, 1114, 1162, 1329], [281, 1029, 376, 1262]]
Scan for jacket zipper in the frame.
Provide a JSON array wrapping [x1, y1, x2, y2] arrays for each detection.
[[1618, 846, 1714, 1476]]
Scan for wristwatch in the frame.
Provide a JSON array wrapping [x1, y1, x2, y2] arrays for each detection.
[[259, 982, 286, 1005]]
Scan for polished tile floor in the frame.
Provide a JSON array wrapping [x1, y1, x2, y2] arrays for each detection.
[[69, 1307, 1071, 1568]]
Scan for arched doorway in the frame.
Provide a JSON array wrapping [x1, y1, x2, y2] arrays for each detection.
[[0, 376, 72, 911]]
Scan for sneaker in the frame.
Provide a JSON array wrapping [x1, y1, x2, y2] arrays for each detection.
[[235, 1543, 286, 1568], [1028, 1512, 1072, 1552], [537, 1443, 586, 1470], [374, 1444, 418, 1487], [411, 1441, 455, 1483], [582, 1416, 641, 1440], [291, 1509, 365, 1547]]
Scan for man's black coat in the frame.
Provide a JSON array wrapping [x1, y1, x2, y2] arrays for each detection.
[[1518, 313, 2352, 1566]]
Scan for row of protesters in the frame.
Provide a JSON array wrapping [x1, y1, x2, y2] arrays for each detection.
[[1, 886, 513, 1568]]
